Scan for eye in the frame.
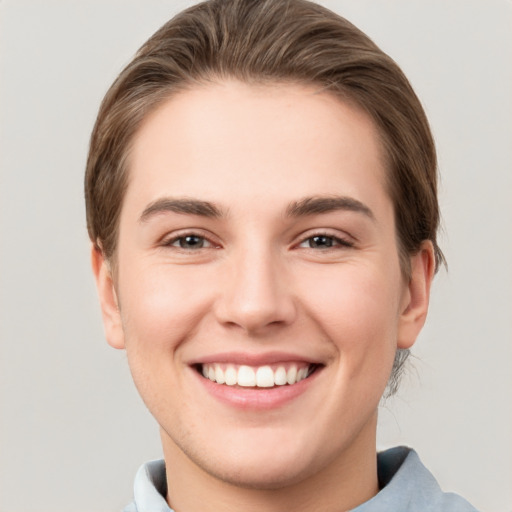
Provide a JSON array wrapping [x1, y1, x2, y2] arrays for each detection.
[[166, 234, 213, 250], [299, 234, 353, 249]]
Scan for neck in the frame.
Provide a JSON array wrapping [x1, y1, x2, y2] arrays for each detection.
[[160, 414, 379, 512]]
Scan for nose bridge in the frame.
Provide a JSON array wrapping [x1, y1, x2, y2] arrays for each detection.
[[216, 239, 295, 332]]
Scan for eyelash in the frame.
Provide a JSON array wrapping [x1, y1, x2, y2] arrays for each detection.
[[161, 231, 354, 252], [297, 233, 354, 250], [162, 232, 218, 250]]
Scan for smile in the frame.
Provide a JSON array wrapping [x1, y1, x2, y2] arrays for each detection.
[[199, 363, 318, 388]]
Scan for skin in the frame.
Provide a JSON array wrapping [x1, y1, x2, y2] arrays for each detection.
[[92, 81, 434, 512]]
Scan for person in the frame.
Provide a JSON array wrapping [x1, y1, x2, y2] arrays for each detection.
[[85, 0, 479, 510]]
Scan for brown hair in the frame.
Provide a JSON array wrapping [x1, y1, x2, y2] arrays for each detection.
[[85, 0, 444, 394]]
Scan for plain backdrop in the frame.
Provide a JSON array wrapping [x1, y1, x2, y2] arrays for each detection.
[[1, 1, 511, 511]]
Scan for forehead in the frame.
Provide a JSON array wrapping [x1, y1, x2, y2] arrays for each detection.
[[125, 80, 390, 216]]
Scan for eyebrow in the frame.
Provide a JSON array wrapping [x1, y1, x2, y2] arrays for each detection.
[[139, 197, 223, 222], [286, 195, 375, 220], [139, 194, 374, 223]]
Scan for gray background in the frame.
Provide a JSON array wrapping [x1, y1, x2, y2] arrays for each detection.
[[1, 1, 510, 511]]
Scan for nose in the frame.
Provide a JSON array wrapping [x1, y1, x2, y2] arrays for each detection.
[[213, 245, 297, 334]]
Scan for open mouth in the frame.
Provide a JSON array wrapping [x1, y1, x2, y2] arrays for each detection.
[[196, 362, 321, 388]]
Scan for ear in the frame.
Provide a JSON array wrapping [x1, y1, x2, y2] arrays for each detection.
[[397, 241, 436, 349], [91, 244, 125, 349]]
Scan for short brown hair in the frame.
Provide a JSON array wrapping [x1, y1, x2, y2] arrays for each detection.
[[85, 0, 444, 394]]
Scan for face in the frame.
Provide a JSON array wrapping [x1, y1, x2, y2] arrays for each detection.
[[94, 81, 432, 491]]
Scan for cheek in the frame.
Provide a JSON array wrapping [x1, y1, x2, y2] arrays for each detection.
[[117, 261, 216, 354], [116, 263, 217, 418], [299, 263, 402, 370], [304, 262, 400, 327]]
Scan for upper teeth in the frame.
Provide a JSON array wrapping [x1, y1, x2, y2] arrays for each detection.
[[201, 363, 311, 387]]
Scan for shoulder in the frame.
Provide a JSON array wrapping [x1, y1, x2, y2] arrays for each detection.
[[351, 447, 480, 512]]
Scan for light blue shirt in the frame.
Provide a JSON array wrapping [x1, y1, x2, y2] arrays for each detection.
[[123, 447, 479, 511]]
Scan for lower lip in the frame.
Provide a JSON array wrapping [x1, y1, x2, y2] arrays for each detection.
[[193, 368, 321, 410]]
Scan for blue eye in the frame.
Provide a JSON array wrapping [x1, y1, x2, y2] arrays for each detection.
[[170, 235, 210, 249]]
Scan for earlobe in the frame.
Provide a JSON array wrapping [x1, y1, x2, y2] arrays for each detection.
[[397, 241, 436, 349], [91, 244, 125, 349]]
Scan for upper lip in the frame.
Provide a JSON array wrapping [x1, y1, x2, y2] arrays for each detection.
[[188, 351, 324, 366]]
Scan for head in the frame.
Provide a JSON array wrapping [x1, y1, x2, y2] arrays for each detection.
[[85, 0, 442, 397], [86, 0, 440, 498]]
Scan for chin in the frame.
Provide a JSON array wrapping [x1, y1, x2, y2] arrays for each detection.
[[178, 426, 330, 490], [203, 455, 314, 490]]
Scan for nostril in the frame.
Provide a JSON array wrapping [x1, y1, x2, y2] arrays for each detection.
[[214, 298, 297, 334]]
